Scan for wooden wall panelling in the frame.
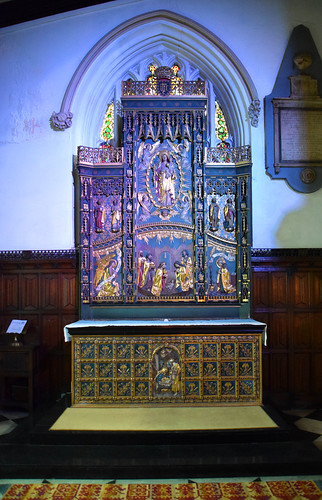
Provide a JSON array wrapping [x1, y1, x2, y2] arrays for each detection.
[[292, 352, 311, 395], [61, 274, 77, 311], [1, 274, 19, 312], [271, 271, 288, 308], [292, 312, 312, 349], [312, 352, 322, 395], [0, 251, 78, 405], [41, 274, 60, 310], [269, 312, 289, 349], [312, 312, 322, 348], [252, 249, 322, 409], [252, 272, 269, 308], [293, 272, 310, 308], [311, 272, 322, 307]]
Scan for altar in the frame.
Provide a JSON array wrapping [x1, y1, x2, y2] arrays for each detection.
[[65, 319, 265, 406], [70, 64, 263, 410]]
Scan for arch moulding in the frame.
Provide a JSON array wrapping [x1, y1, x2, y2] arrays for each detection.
[[51, 10, 260, 146]]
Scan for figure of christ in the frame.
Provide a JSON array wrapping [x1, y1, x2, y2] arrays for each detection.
[[154, 152, 176, 207]]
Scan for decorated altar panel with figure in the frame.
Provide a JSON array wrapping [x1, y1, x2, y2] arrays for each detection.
[[69, 64, 264, 407]]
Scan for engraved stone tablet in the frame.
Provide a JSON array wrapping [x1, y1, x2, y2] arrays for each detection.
[[273, 98, 322, 171]]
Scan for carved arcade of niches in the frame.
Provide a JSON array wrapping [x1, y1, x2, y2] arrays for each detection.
[[75, 65, 252, 318]]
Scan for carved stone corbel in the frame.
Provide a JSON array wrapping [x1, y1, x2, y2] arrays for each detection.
[[50, 111, 73, 130]]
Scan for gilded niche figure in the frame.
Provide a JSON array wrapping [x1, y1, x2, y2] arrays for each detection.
[[216, 258, 235, 294], [154, 152, 176, 206], [111, 197, 121, 233], [209, 197, 220, 231], [223, 198, 235, 232], [94, 201, 105, 233]]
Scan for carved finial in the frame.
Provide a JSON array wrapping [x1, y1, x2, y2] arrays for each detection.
[[50, 111, 73, 130], [248, 99, 261, 127]]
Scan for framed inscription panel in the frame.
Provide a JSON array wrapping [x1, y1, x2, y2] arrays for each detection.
[[273, 98, 322, 170]]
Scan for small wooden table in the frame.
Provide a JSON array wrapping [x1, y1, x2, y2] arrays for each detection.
[[0, 344, 39, 411]]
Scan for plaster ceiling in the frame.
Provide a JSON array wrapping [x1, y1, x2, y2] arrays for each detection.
[[0, 0, 115, 28]]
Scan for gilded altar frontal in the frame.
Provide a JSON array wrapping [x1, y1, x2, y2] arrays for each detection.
[[72, 330, 262, 406]]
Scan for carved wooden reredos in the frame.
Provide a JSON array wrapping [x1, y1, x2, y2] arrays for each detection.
[[75, 64, 252, 319]]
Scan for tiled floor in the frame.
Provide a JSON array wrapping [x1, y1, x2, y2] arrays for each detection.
[[0, 408, 29, 436], [283, 409, 322, 452]]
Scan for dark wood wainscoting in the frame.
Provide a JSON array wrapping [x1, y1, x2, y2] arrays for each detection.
[[1, 249, 321, 409], [252, 249, 322, 409], [0, 251, 78, 406]]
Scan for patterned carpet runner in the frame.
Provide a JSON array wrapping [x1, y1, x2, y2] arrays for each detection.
[[2, 480, 322, 499]]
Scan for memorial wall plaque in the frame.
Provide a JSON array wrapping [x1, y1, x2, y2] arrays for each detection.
[[265, 25, 322, 192]]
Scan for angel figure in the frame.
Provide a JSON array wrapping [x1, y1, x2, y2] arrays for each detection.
[[177, 139, 191, 170], [137, 140, 160, 171], [179, 191, 192, 221], [138, 192, 153, 221]]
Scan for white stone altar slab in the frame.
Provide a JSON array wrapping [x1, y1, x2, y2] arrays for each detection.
[[64, 318, 266, 344]]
